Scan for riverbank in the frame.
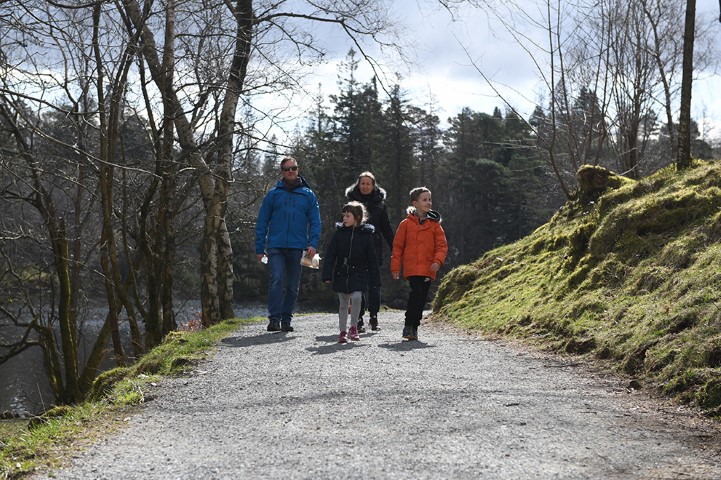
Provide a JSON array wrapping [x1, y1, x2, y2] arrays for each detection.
[[0, 303, 269, 417]]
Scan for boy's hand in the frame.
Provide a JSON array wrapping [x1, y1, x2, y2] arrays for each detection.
[[392, 272, 400, 280], [430, 262, 440, 272]]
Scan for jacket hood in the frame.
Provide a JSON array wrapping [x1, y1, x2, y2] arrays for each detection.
[[334, 222, 376, 233], [405, 207, 442, 223], [345, 184, 387, 203]]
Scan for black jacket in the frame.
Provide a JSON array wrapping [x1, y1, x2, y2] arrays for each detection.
[[322, 223, 381, 293], [345, 185, 395, 264]]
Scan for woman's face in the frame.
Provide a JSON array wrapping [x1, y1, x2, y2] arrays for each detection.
[[359, 176, 374, 195]]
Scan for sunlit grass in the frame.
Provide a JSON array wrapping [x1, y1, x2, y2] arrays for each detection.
[[434, 161, 721, 417], [0, 316, 261, 479]]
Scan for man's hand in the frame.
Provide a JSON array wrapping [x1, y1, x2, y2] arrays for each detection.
[[306, 246, 317, 258], [430, 262, 440, 272], [257, 254, 266, 263], [392, 272, 400, 280]]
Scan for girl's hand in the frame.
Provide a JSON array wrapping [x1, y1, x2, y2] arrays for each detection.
[[430, 262, 440, 272], [392, 272, 400, 280]]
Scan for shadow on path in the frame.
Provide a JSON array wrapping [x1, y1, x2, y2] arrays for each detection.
[[221, 331, 296, 348], [306, 338, 372, 355], [378, 340, 435, 351]]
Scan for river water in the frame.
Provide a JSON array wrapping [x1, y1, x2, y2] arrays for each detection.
[[0, 302, 269, 416]]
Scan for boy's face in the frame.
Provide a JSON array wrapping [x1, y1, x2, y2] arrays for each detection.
[[342, 211, 357, 227], [413, 192, 432, 215]]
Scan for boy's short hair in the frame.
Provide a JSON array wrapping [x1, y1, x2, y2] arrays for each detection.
[[342, 201, 368, 224], [409, 187, 431, 203]]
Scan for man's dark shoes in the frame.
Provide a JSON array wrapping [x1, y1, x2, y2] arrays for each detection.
[[267, 320, 281, 332], [402, 325, 412, 339], [369, 315, 380, 331], [357, 317, 366, 333], [280, 324, 294, 332]]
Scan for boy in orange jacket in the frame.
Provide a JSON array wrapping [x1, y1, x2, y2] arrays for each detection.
[[391, 187, 448, 340]]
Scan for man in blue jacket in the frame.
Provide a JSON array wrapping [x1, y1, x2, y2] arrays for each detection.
[[255, 156, 321, 332]]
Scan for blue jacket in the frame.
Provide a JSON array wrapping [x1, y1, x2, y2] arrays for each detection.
[[255, 176, 321, 254]]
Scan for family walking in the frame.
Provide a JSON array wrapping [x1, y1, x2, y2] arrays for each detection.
[[255, 158, 448, 342]]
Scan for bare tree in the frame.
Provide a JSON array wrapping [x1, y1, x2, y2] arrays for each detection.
[[0, 0, 406, 409], [118, 0, 405, 325], [445, 0, 718, 189], [0, 0, 200, 405]]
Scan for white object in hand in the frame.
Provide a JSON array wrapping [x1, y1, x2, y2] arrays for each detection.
[[300, 252, 321, 269], [261, 255, 268, 264]]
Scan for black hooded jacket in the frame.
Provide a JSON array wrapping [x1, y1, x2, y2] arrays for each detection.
[[345, 185, 395, 264], [322, 223, 381, 294]]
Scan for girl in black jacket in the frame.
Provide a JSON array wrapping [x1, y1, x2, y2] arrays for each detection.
[[322, 202, 381, 343]]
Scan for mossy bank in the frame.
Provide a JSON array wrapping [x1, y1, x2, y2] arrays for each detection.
[[0, 317, 259, 479], [434, 162, 721, 417]]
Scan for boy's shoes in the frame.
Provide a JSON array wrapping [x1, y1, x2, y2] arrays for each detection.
[[349, 325, 360, 341], [267, 320, 281, 332], [357, 317, 366, 333], [369, 315, 380, 331], [280, 324, 294, 332], [408, 327, 418, 341], [338, 331, 348, 343], [402, 326, 418, 340]]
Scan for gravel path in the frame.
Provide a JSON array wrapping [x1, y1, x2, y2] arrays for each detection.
[[37, 310, 721, 479]]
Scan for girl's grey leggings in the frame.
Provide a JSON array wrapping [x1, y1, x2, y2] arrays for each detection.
[[338, 291, 363, 332]]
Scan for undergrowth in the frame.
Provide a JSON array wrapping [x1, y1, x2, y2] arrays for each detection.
[[434, 161, 721, 418]]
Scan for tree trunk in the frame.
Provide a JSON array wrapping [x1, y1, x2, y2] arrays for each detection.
[[676, 0, 696, 170], [212, 0, 254, 322], [79, 318, 113, 395], [123, 0, 236, 326], [52, 220, 82, 403]]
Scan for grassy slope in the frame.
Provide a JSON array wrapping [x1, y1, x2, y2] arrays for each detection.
[[0, 317, 260, 479], [433, 162, 721, 417]]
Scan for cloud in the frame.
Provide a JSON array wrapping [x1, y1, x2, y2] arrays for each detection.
[[277, 0, 721, 139]]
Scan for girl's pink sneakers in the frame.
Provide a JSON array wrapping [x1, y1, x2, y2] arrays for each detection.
[[349, 326, 360, 341]]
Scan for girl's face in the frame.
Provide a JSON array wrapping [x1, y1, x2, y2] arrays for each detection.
[[412, 192, 432, 215], [359, 176, 374, 195], [342, 211, 358, 228]]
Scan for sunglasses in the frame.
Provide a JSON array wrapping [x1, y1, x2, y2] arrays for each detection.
[[281, 166, 299, 172]]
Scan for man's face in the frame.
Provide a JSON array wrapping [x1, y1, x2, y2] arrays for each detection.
[[281, 160, 299, 181]]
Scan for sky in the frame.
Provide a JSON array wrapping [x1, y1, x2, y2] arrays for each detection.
[[282, 0, 721, 142]]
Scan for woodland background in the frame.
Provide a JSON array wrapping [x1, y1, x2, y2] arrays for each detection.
[[0, 0, 719, 409]]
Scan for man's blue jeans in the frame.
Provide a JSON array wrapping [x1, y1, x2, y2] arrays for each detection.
[[267, 248, 304, 327]]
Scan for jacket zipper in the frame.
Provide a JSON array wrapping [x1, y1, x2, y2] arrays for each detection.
[[345, 228, 355, 293]]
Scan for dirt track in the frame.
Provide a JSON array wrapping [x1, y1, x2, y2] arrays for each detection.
[[36, 310, 721, 479]]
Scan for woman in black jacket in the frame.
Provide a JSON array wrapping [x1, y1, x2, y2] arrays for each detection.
[[345, 172, 395, 331], [322, 202, 381, 343]]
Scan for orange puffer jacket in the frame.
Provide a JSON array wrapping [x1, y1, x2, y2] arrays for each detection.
[[391, 209, 448, 280]]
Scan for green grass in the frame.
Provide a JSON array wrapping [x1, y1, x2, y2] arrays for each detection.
[[0, 316, 261, 479], [433, 161, 721, 418]]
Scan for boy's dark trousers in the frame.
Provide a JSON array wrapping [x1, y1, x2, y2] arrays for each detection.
[[405, 276, 431, 328]]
